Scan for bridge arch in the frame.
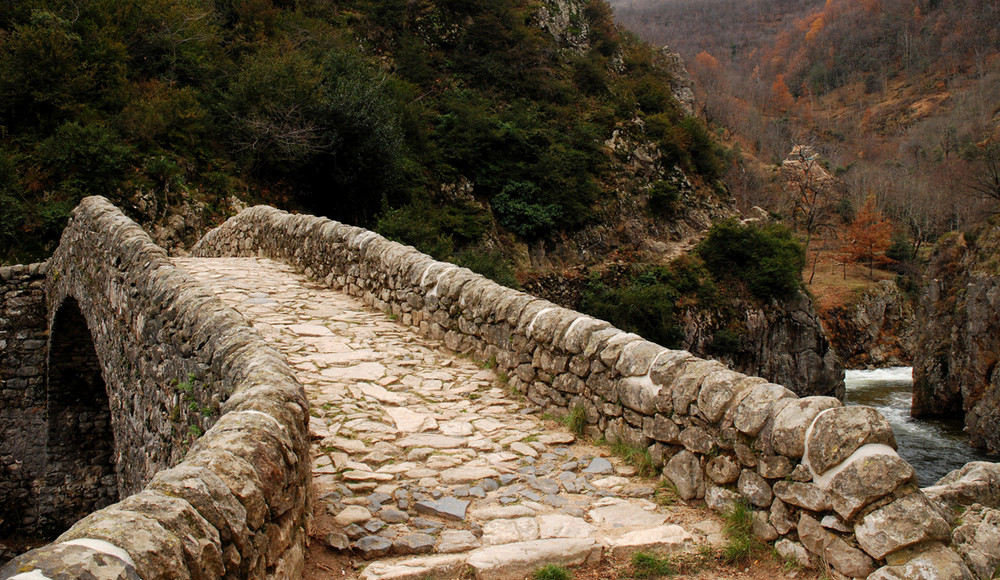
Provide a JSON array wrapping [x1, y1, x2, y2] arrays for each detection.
[[41, 296, 117, 536], [1, 197, 310, 578]]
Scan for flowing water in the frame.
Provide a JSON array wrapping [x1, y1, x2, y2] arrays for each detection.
[[844, 367, 995, 486]]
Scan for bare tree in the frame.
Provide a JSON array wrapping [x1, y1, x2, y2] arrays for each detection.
[[965, 144, 1000, 202], [780, 146, 837, 282]]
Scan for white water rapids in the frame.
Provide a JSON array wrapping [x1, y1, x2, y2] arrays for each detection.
[[844, 367, 994, 486]]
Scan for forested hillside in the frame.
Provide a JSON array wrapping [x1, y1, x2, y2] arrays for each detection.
[[0, 0, 727, 271], [611, 0, 1000, 257]]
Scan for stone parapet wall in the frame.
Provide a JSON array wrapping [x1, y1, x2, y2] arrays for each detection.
[[193, 205, 977, 579], [0, 263, 49, 540], [1, 197, 311, 579]]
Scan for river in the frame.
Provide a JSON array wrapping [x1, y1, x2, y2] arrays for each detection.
[[844, 367, 995, 486]]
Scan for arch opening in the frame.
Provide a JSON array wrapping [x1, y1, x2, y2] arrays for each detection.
[[42, 297, 118, 536]]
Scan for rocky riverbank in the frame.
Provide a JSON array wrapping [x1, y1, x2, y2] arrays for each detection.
[[912, 224, 1000, 452]]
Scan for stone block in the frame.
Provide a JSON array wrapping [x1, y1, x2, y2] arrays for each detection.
[[664, 450, 705, 500], [731, 383, 797, 437], [825, 450, 917, 520], [614, 340, 666, 377], [805, 406, 897, 476], [867, 543, 974, 580], [642, 414, 681, 444], [855, 493, 951, 560], [738, 470, 772, 508], [770, 396, 842, 458], [53, 505, 192, 580], [705, 454, 740, 485], [670, 360, 728, 415], [466, 538, 603, 580], [605, 525, 691, 558], [696, 369, 750, 424], [0, 541, 140, 580], [772, 481, 831, 512], [678, 426, 714, 454]]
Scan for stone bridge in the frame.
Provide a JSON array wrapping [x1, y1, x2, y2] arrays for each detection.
[[0, 196, 996, 579]]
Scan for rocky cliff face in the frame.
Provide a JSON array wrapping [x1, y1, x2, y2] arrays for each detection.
[[822, 280, 914, 369], [524, 274, 844, 398], [682, 290, 845, 399], [913, 224, 1000, 452]]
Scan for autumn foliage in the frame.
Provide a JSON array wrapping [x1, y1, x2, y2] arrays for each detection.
[[841, 196, 895, 278]]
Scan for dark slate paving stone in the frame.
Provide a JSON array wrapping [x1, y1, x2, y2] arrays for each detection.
[[413, 497, 470, 521], [354, 536, 392, 559]]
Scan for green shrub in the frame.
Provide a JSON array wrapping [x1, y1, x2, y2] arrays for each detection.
[[455, 247, 520, 289], [710, 328, 741, 355], [886, 230, 914, 264], [35, 121, 135, 199], [680, 116, 727, 181], [580, 277, 684, 348], [647, 180, 680, 217], [491, 181, 562, 238], [610, 439, 656, 477], [697, 218, 804, 301]]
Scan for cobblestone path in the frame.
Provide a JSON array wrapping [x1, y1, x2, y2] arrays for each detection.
[[173, 257, 781, 580]]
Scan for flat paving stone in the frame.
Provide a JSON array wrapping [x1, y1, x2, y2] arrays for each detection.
[[414, 497, 470, 521]]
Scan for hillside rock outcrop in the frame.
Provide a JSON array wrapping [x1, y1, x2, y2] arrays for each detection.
[[682, 290, 844, 399], [913, 224, 1000, 451], [822, 280, 914, 369], [525, 272, 844, 399]]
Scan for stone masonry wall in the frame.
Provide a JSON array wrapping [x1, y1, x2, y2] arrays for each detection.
[[192, 205, 977, 579], [1, 196, 311, 579], [0, 263, 49, 541]]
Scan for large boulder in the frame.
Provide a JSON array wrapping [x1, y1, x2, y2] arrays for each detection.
[[951, 505, 1000, 579], [867, 542, 974, 580], [770, 396, 842, 458], [855, 493, 951, 560], [924, 462, 1000, 511], [825, 451, 917, 520], [805, 406, 897, 475]]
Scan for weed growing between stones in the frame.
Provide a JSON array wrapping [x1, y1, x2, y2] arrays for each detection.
[[533, 563, 571, 580], [629, 551, 676, 577], [654, 480, 679, 506], [562, 405, 587, 436], [776, 546, 805, 573], [721, 500, 766, 564], [610, 440, 656, 477]]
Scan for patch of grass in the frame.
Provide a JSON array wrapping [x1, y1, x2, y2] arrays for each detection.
[[532, 564, 570, 580], [775, 547, 804, 572], [654, 480, 679, 506], [610, 439, 656, 478], [630, 551, 675, 578], [721, 500, 766, 565], [479, 355, 497, 369], [561, 405, 587, 436]]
